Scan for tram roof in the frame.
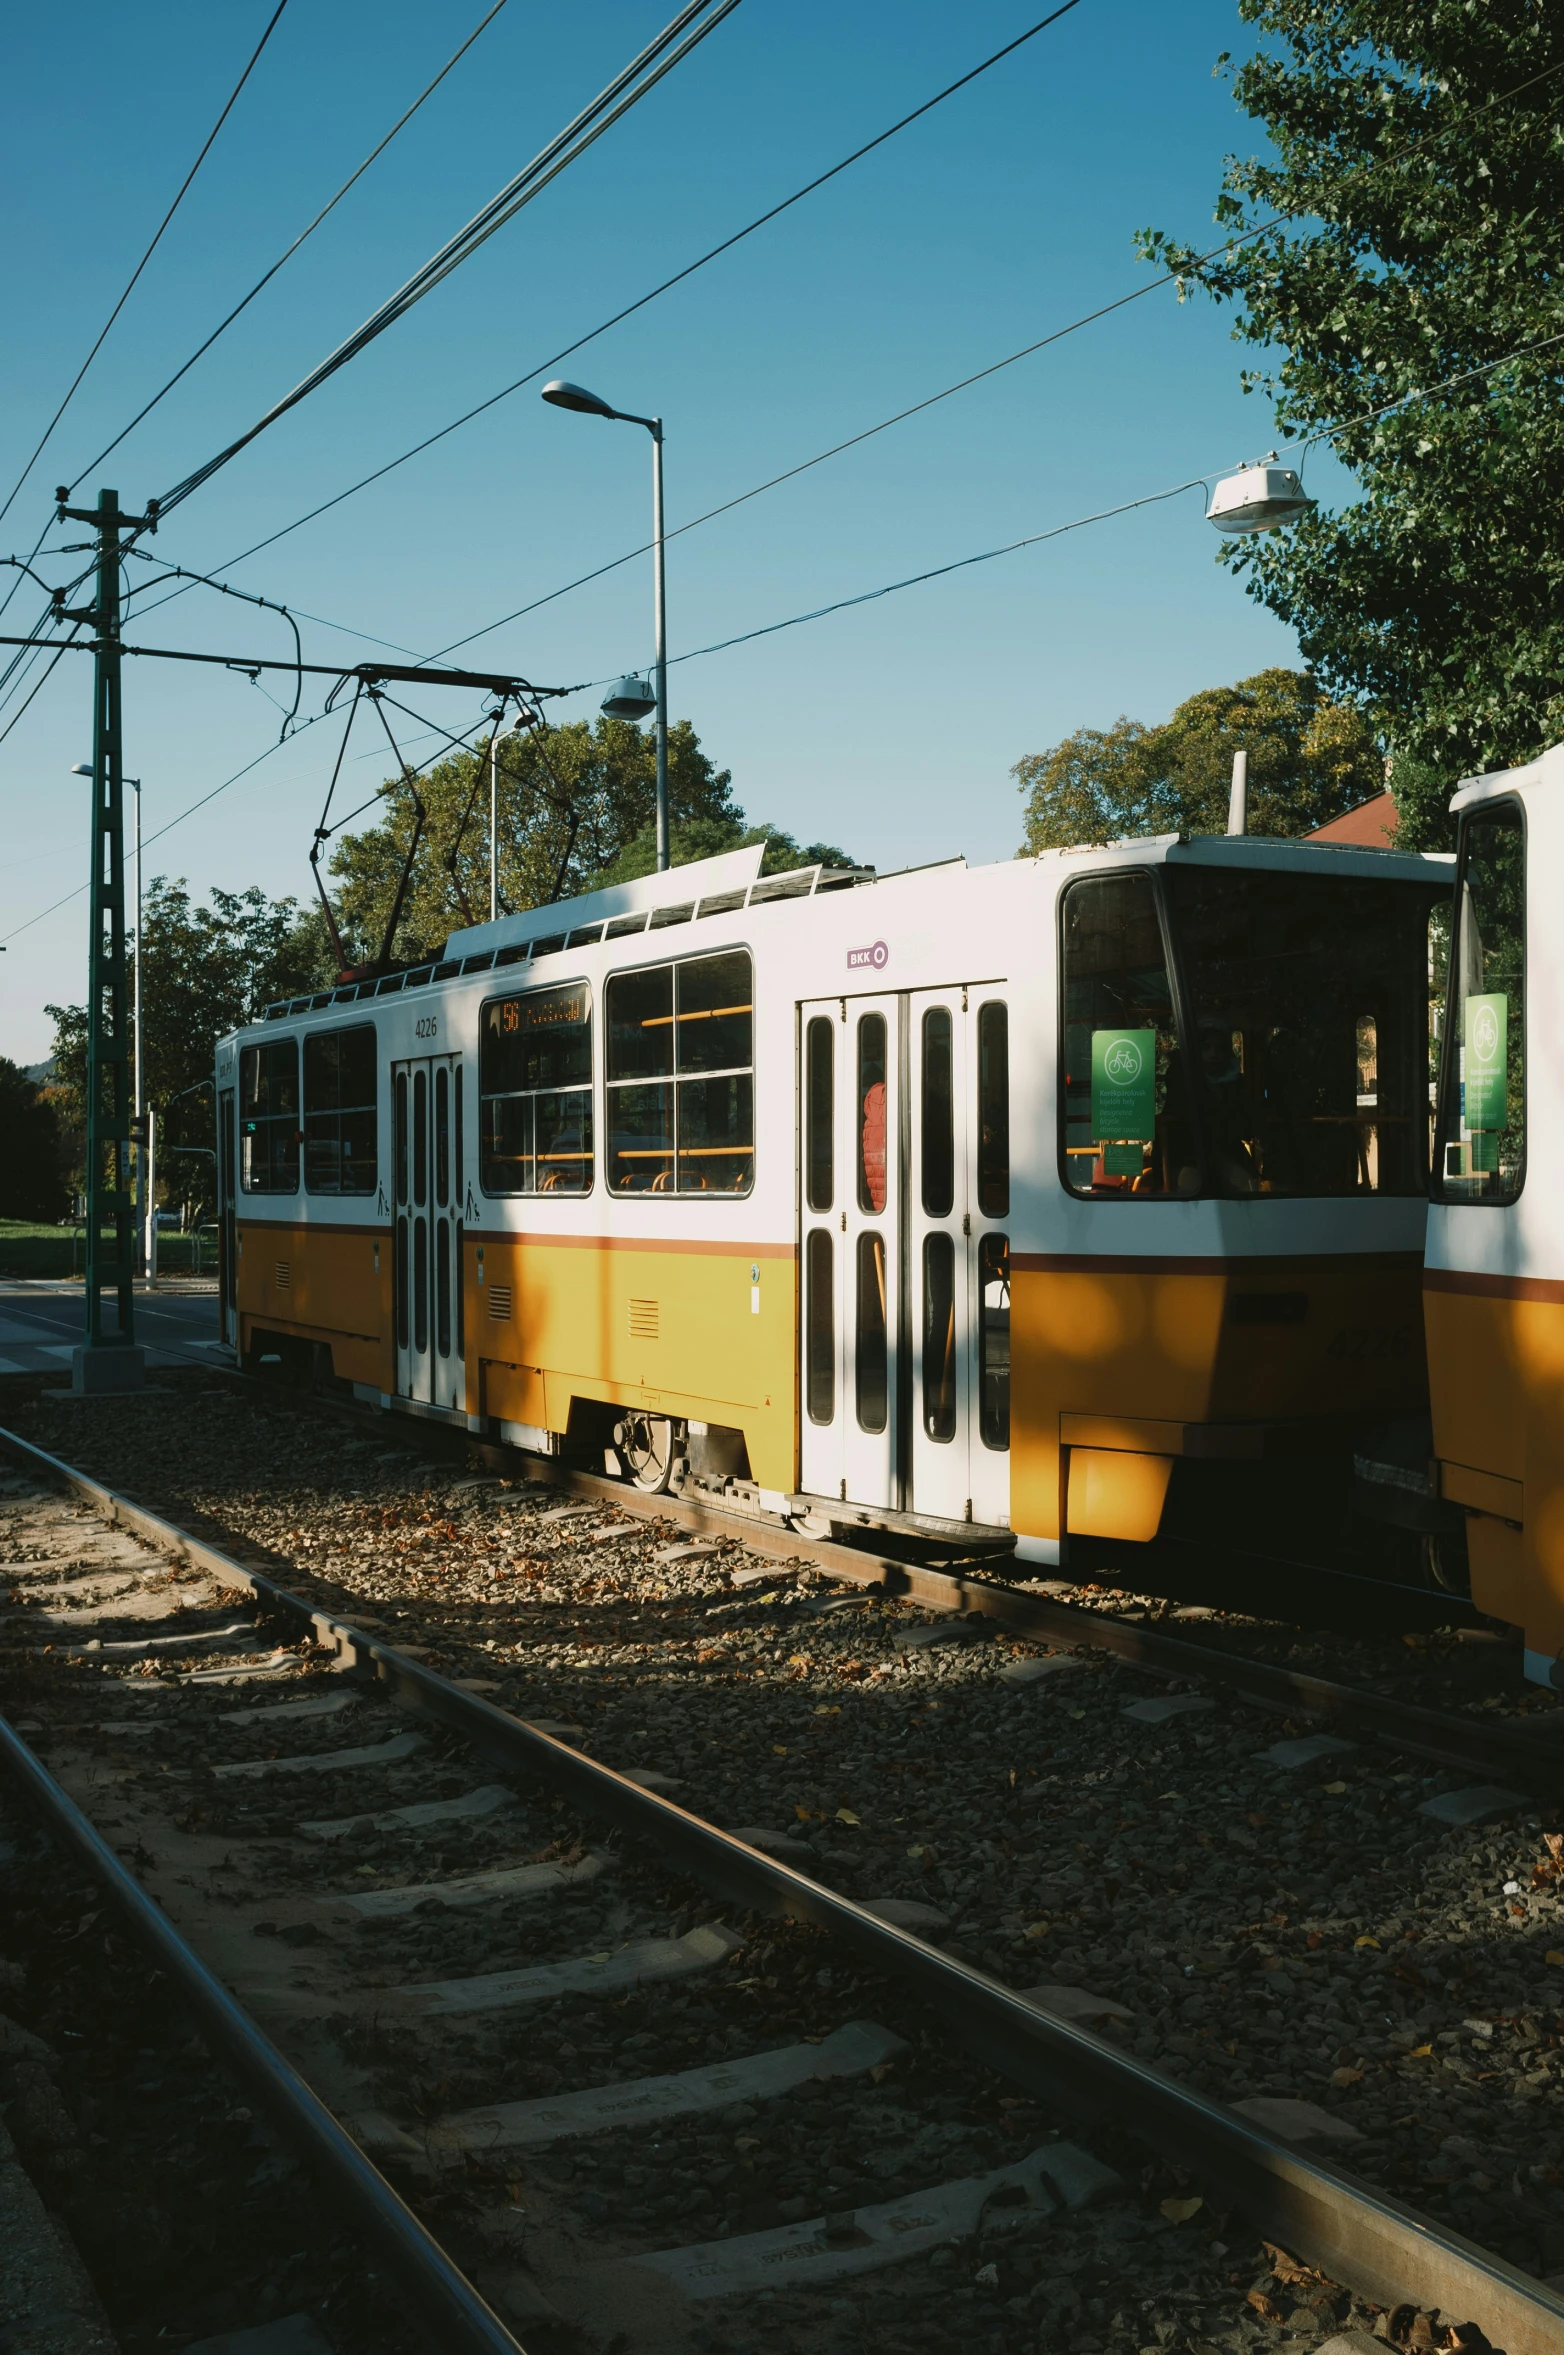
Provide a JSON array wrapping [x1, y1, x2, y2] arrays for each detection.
[[248, 829, 1449, 1032], [1452, 734, 1564, 814]]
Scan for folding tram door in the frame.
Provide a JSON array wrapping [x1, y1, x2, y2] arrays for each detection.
[[392, 1053, 465, 1410], [799, 987, 1010, 1529]]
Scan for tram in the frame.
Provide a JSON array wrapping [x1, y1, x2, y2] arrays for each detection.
[[1423, 739, 1562, 1690], [215, 829, 1450, 1574]]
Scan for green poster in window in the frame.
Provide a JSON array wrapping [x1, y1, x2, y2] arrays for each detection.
[[1091, 1028, 1156, 1144], [1464, 992, 1507, 1134]]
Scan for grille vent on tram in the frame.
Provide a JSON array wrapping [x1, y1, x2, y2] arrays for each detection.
[[487, 1284, 513, 1322], [628, 1297, 659, 1339], [275, 1261, 289, 1291]]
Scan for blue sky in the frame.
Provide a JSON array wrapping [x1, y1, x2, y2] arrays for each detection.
[[0, 0, 1324, 1063]]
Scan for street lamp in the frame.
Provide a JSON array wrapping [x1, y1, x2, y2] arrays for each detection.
[[72, 760, 147, 1278], [542, 378, 670, 872], [1207, 458, 1314, 534]]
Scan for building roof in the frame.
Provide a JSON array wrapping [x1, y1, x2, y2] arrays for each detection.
[[1306, 791, 1398, 846]]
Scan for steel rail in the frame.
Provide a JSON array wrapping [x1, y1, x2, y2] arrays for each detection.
[[3, 1423, 1563, 2349], [455, 1441, 1564, 1797], [0, 1708, 527, 2355]]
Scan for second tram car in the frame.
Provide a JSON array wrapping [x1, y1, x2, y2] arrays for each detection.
[[1424, 740, 1562, 1688], [216, 831, 1449, 1575]]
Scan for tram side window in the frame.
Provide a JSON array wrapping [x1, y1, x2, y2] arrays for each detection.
[[1166, 866, 1439, 1199], [1060, 874, 1195, 1197], [303, 1027, 376, 1195], [607, 951, 753, 1193], [479, 984, 593, 1195], [239, 1039, 300, 1194], [1436, 800, 1525, 1203], [977, 1000, 1009, 1218]]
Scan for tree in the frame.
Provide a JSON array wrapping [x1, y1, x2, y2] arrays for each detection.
[[1139, 4, 1564, 806], [327, 713, 857, 959], [47, 878, 333, 1213], [0, 1059, 70, 1221], [1015, 667, 1382, 851]]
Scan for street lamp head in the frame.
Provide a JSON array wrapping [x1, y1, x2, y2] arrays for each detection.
[[69, 761, 92, 775], [542, 379, 617, 419], [1207, 460, 1314, 534], [600, 674, 657, 721]]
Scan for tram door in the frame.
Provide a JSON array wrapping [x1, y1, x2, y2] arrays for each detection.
[[798, 989, 1010, 1529], [392, 1054, 465, 1411]]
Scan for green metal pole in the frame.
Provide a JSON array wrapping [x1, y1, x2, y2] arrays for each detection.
[[83, 488, 134, 1353]]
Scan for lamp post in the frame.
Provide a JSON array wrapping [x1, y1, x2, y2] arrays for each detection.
[[541, 379, 669, 872], [73, 760, 146, 1275]]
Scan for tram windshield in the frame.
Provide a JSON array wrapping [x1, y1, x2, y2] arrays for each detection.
[[1062, 864, 1445, 1199]]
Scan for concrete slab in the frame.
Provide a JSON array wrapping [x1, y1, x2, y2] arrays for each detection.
[[179, 1652, 297, 1685], [1418, 1784, 1526, 1829], [620, 2141, 1119, 2298], [68, 1620, 257, 1658], [339, 1852, 610, 1917], [363, 2019, 908, 2158], [998, 1656, 1081, 1687], [857, 1899, 950, 1937], [657, 1541, 719, 1564], [1018, 1983, 1134, 2025], [214, 1731, 425, 1781], [521, 1719, 583, 1740], [621, 1768, 682, 1793], [1262, 1734, 1359, 1770], [1231, 2096, 1361, 2144], [404, 1924, 745, 2016], [221, 1692, 357, 1728], [1121, 1695, 1213, 1725], [300, 1783, 515, 1842], [893, 1621, 982, 1653], [730, 1562, 793, 1590]]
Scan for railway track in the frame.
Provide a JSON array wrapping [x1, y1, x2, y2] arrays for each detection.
[[3, 1408, 1564, 2355]]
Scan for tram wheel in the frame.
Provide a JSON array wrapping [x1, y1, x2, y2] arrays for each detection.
[[613, 1412, 683, 1493]]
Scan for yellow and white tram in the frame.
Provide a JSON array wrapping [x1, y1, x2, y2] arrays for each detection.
[[1425, 741, 1564, 1688], [215, 829, 1449, 1573]]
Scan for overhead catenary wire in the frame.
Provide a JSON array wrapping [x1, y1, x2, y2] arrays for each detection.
[[134, 0, 1092, 607], [0, 0, 293, 532], [151, 0, 746, 520], [6, 315, 1559, 949], [68, 0, 515, 490], [429, 52, 1564, 661]]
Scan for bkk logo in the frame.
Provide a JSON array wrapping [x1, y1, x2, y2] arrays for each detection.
[[847, 941, 889, 972]]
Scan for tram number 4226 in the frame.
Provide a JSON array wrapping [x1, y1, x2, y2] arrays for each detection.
[[414, 1015, 438, 1040]]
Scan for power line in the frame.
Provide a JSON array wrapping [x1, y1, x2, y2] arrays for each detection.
[[68, 0, 514, 491], [429, 54, 1564, 660], [153, 0, 746, 520], [0, 0, 293, 531], [142, 0, 1091, 596], [607, 325, 1564, 680]]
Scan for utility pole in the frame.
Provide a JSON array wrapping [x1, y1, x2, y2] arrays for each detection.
[[56, 485, 157, 1393]]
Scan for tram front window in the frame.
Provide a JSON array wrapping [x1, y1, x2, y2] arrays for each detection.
[[1165, 866, 1440, 1198], [1434, 799, 1525, 1203], [1061, 873, 1196, 1196]]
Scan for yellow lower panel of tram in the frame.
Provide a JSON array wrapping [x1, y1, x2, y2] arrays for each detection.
[[470, 1233, 797, 1493], [233, 1220, 388, 1388], [1011, 1252, 1427, 1546], [1427, 1276, 1564, 1656]]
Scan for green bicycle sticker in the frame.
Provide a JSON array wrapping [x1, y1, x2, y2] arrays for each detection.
[[1464, 992, 1507, 1136], [1091, 1028, 1156, 1150]]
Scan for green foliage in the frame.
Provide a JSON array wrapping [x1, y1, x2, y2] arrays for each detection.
[[1139, 3, 1564, 784], [0, 1059, 69, 1220], [1015, 667, 1382, 852], [329, 713, 858, 954], [46, 877, 333, 1210]]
